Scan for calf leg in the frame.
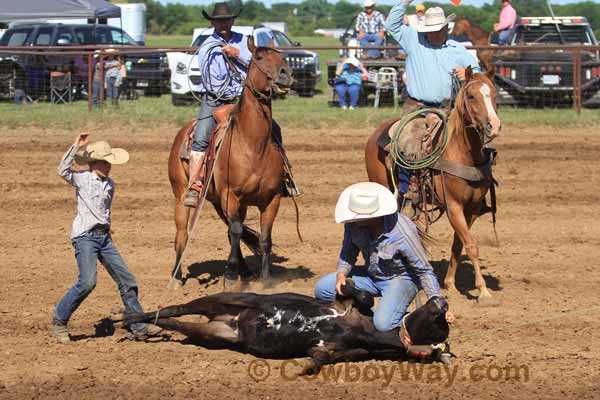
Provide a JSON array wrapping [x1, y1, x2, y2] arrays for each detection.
[[154, 318, 239, 348], [302, 348, 371, 375]]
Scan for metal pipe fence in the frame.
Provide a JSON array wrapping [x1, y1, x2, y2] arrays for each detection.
[[0, 45, 598, 112]]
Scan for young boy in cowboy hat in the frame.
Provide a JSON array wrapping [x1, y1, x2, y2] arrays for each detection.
[[52, 133, 161, 343], [314, 182, 454, 342]]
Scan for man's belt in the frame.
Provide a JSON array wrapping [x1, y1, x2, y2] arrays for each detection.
[[90, 224, 110, 234], [408, 96, 443, 108]]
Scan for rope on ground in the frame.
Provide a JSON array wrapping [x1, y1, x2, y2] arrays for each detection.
[[388, 108, 450, 170]]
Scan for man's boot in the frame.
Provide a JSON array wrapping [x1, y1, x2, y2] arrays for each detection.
[[184, 151, 206, 208], [278, 148, 302, 198]]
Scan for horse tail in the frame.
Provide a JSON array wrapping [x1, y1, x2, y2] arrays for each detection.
[[212, 201, 263, 257]]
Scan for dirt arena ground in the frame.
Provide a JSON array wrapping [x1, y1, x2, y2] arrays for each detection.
[[1, 118, 599, 399]]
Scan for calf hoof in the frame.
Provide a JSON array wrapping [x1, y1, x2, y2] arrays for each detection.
[[300, 362, 321, 376], [167, 278, 184, 290]]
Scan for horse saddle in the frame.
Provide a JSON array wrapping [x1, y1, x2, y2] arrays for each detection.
[[376, 111, 444, 161], [179, 104, 236, 161]]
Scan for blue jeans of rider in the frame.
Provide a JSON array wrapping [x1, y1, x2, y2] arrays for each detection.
[[192, 94, 283, 152], [54, 232, 146, 333], [335, 83, 361, 108], [360, 33, 384, 59], [314, 268, 417, 332]]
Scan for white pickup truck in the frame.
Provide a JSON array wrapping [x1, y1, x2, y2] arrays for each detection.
[[167, 25, 321, 105]]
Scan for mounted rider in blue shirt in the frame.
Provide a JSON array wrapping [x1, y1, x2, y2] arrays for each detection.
[[184, 3, 301, 207], [385, 0, 481, 203]]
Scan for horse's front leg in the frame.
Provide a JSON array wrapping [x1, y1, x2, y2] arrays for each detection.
[[223, 197, 244, 291], [259, 195, 281, 288], [445, 201, 498, 306]]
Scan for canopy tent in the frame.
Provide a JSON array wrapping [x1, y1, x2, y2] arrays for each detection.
[[0, 0, 121, 22]]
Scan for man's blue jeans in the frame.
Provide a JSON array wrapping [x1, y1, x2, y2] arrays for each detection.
[[54, 232, 145, 332], [314, 269, 417, 332], [192, 94, 284, 152], [360, 33, 384, 58], [335, 83, 361, 107], [498, 29, 511, 45]]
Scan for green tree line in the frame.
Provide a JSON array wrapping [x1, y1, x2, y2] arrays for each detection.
[[121, 0, 599, 38]]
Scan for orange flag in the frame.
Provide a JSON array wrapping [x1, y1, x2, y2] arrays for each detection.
[[451, 0, 461, 5]]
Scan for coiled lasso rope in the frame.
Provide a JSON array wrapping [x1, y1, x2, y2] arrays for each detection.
[[388, 107, 449, 170]]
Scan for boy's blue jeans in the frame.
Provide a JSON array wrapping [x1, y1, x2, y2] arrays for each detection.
[[314, 268, 417, 332], [54, 231, 146, 332]]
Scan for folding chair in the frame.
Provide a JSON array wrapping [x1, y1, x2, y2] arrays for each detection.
[[50, 71, 72, 104], [374, 67, 398, 109]]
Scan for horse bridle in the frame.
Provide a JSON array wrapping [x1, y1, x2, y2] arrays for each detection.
[[457, 79, 496, 146], [223, 47, 283, 103]]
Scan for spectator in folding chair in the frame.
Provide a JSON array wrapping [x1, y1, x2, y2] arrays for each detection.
[[334, 57, 367, 110]]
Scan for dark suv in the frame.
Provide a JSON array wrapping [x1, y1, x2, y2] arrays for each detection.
[[0, 23, 170, 100]]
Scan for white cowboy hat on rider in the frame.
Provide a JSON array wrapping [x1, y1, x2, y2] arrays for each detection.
[[364, 0, 376, 7], [75, 141, 129, 165], [335, 182, 398, 224], [417, 6, 456, 33]]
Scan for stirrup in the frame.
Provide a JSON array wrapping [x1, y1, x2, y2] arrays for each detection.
[[184, 188, 200, 208], [282, 173, 302, 198]]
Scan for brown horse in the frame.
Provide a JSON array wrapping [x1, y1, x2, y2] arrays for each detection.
[[365, 67, 502, 304], [167, 39, 294, 288], [452, 17, 494, 72]]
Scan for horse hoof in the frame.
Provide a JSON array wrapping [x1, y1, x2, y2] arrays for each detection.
[[223, 275, 240, 292], [167, 279, 184, 290], [443, 286, 459, 299], [476, 291, 500, 307]]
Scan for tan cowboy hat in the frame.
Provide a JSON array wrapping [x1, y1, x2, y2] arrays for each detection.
[[335, 182, 398, 224], [202, 2, 241, 20], [417, 7, 456, 33], [364, 0, 376, 8], [75, 141, 129, 165]]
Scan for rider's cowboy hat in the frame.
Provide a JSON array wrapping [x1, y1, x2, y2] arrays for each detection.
[[202, 2, 241, 20], [417, 6, 456, 33], [75, 141, 129, 165], [364, 0, 376, 8], [335, 182, 398, 224], [415, 4, 426, 12]]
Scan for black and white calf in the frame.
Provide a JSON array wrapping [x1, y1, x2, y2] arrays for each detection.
[[114, 288, 450, 373]]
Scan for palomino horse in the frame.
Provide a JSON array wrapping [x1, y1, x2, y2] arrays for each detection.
[[167, 38, 293, 288], [365, 67, 502, 304], [452, 17, 494, 72]]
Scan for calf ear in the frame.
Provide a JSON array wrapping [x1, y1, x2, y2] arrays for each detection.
[[247, 36, 256, 56]]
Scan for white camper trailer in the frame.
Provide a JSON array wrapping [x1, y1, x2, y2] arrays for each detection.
[[108, 3, 146, 44]]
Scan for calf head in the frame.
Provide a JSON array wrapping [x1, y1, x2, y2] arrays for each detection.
[[403, 296, 449, 345]]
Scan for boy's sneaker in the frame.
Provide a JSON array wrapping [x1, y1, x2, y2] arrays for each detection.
[[341, 105, 348, 110], [52, 320, 71, 344]]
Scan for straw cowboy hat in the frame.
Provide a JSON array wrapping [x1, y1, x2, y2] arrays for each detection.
[[415, 4, 426, 12], [75, 141, 129, 165], [335, 182, 398, 224], [202, 2, 241, 20], [417, 7, 455, 33]]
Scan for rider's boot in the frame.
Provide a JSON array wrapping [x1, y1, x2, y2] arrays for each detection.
[[184, 151, 206, 208], [281, 156, 302, 198]]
